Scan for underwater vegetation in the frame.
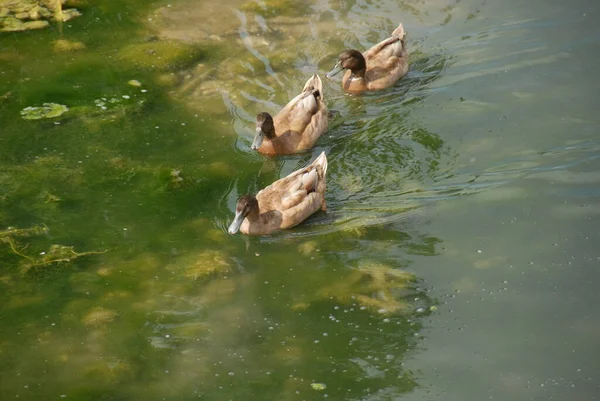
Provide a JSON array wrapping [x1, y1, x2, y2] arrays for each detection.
[[0, 0, 448, 399], [117, 40, 206, 72], [20, 103, 68, 120], [0, 225, 105, 274], [317, 261, 417, 313], [0, 0, 82, 32]]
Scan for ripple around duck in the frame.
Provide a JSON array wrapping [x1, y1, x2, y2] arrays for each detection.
[[216, 134, 600, 239], [209, 5, 462, 237]]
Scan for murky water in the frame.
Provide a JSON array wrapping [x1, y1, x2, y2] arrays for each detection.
[[1, 0, 599, 400]]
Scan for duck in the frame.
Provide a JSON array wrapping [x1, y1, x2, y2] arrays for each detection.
[[251, 75, 328, 155], [326, 23, 408, 93], [228, 151, 328, 235]]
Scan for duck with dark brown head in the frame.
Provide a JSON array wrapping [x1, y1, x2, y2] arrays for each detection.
[[250, 75, 328, 155], [327, 23, 409, 93], [228, 152, 328, 235]]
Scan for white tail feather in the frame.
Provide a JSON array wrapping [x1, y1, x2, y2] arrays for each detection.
[[302, 74, 324, 100], [311, 151, 328, 177], [392, 23, 405, 39]]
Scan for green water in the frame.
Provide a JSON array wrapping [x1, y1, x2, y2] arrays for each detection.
[[1, 0, 599, 400]]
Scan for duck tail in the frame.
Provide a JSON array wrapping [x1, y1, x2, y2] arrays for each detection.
[[392, 23, 405, 40], [302, 74, 324, 101], [311, 151, 328, 178]]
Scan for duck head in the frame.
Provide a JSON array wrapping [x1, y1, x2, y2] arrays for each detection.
[[251, 112, 275, 150], [228, 194, 259, 234], [326, 50, 366, 78]]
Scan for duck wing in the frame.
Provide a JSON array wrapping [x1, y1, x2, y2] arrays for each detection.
[[256, 152, 328, 229], [364, 23, 406, 65], [274, 75, 325, 136]]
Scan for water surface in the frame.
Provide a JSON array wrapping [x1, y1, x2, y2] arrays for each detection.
[[1, 0, 599, 400]]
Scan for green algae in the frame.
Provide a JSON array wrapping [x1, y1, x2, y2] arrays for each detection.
[[167, 250, 234, 281], [0, 0, 81, 32], [1, 225, 105, 274], [20, 102, 69, 120], [20, 244, 108, 274], [69, 271, 102, 294], [83, 358, 135, 385], [118, 40, 205, 72], [53, 39, 86, 52], [0, 225, 48, 238], [296, 261, 417, 314], [81, 307, 119, 327]]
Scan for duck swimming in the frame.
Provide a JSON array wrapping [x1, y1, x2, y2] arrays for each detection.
[[228, 152, 328, 235], [252, 75, 328, 155], [326, 23, 408, 93]]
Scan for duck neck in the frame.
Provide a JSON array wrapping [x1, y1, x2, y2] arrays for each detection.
[[246, 208, 260, 222], [263, 126, 276, 139], [350, 68, 366, 80], [349, 52, 367, 80]]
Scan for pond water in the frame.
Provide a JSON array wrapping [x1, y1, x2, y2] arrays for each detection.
[[1, 0, 599, 400]]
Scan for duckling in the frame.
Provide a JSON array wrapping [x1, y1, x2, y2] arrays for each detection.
[[228, 152, 328, 235], [252, 75, 328, 155], [327, 23, 408, 93]]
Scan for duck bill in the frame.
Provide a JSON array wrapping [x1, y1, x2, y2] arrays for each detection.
[[251, 128, 264, 150], [326, 62, 344, 78], [228, 211, 244, 235]]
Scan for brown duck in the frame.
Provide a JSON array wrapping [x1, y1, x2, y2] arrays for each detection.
[[251, 75, 328, 155], [228, 152, 328, 235], [326, 23, 408, 93]]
